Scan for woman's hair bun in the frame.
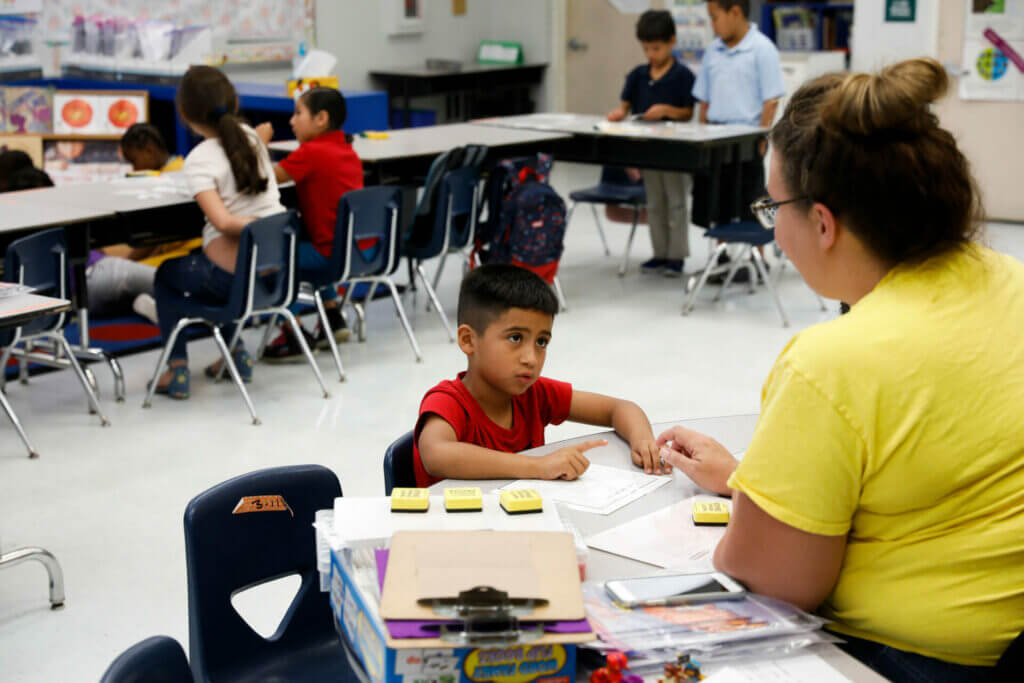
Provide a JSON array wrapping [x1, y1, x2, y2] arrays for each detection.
[[821, 57, 948, 137]]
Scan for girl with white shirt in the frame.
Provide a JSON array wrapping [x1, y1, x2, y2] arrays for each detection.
[[152, 66, 285, 399]]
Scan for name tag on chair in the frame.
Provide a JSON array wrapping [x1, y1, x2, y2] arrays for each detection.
[[233, 495, 294, 516]]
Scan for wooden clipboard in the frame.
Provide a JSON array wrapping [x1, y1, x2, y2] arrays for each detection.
[[379, 530, 585, 622]]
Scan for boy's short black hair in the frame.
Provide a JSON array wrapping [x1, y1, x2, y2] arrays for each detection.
[[636, 10, 676, 42], [708, 0, 750, 18], [6, 166, 53, 191], [119, 123, 168, 152], [457, 264, 559, 334], [0, 149, 33, 188]]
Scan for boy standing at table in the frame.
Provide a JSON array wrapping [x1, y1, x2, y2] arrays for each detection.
[[608, 10, 696, 278], [694, 0, 785, 281]]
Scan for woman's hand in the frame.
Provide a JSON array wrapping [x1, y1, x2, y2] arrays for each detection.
[[656, 426, 738, 495]]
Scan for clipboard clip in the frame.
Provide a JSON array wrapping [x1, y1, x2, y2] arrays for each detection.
[[417, 586, 548, 645]]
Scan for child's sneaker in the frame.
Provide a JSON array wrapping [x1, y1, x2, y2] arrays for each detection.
[[315, 305, 351, 350], [205, 346, 253, 382], [261, 325, 317, 364], [663, 260, 684, 278], [640, 258, 667, 274]]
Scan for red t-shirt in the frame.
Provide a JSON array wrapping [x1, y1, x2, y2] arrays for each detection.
[[279, 130, 364, 257], [412, 373, 574, 487]]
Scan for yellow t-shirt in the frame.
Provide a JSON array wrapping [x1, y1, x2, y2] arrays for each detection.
[[161, 155, 184, 173], [727, 244, 1024, 667]]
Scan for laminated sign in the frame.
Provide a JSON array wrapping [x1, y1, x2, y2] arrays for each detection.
[[233, 495, 294, 516]]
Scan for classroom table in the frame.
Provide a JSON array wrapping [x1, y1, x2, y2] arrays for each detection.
[[429, 415, 888, 682], [369, 62, 548, 127]]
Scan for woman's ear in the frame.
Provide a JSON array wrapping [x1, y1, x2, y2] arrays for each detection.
[[811, 202, 839, 251], [457, 324, 476, 356]]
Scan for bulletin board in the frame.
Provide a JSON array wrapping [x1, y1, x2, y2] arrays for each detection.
[[38, 0, 315, 63], [960, 0, 1024, 101]]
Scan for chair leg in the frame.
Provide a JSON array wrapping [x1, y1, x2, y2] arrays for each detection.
[[752, 248, 789, 328], [256, 313, 279, 360], [619, 212, 638, 277], [0, 344, 14, 393], [54, 334, 109, 426], [213, 324, 245, 383], [0, 546, 65, 608], [0, 383, 39, 458], [684, 243, 729, 316], [18, 356, 28, 385], [353, 302, 367, 342], [432, 253, 448, 294], [552, 276, 569, 312], [713, 246, 747, 302], [102, 353, 125, 403], [385, 278, 423, 362], [279, 308, 331, 398], [587, 203, 611, 257], [210, 326, 260, 425], [415, 262, 455, 342], [142, 318, 192, 409], [314, 291, 345, 382]]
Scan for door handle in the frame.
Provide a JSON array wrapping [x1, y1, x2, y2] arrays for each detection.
[[568, 37, 588, 52]]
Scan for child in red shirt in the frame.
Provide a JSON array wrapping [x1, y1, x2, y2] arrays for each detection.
[[414, 264, 669, 487], [255, 87, 364, 360]]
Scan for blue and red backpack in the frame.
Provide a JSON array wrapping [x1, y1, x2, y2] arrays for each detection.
[[474, 154, 567, 284]]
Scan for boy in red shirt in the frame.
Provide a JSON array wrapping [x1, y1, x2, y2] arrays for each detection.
[[255, 87, 364, 360], [414, 264, 668, 487]]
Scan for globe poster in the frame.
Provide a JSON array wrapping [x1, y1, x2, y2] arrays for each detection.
[[960, 0, 1024, 100]]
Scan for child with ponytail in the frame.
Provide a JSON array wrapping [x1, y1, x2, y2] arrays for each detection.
[[151, 65, 285, 399]]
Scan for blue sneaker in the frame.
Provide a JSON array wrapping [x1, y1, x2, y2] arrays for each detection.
[[640, 258, 667, 274], [154, 365, 190, 400], [205, 346, 254, 383], [663, 260, 684, 278]]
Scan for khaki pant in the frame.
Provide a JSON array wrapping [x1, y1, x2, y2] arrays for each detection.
[[643, 170, 692, 261]]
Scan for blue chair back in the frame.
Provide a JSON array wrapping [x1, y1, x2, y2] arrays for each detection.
[[323, 185, 403, 284], [3, 227, 68, 337], [184, 465, 343, 682], [599, 166, 639, 186], [100, 635, 193, 683], [223, 211, 299, 319], [383, 430, 416, 495], [435, 165, 480, 251]]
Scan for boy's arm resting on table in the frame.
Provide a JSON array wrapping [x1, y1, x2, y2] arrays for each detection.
[[714, 491, 846, 612], [418, 415, 600, 482], [194, 190, 257, 236], [607, 101, 631, 121], [568, 391, 666, 474], [698, 101, 709, 124], [642, 104, 694, 122]]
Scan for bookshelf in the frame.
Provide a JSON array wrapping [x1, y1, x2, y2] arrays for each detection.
[[761, 2, 854, 53]]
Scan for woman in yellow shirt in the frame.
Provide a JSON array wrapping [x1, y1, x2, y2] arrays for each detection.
[[658, 58, 1024, 680]]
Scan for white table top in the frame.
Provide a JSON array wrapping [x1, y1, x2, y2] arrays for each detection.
[[0, 190, 114, 234], [472, 113, 768, 144], [370, 62, 548, 78], [430, 415, 887, 682], [269, 123, 569, 162], [18, 175, 196, 213], [0, 293, 70, 327]]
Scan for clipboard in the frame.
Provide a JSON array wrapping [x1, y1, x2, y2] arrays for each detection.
[[380, 531, 585, 623]]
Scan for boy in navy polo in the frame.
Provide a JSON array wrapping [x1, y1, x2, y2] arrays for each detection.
[[608, 10, 696, 278], [694, 0, 784, 281]]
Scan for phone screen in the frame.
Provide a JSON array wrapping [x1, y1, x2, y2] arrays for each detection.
[[614, 574, 731, 601]]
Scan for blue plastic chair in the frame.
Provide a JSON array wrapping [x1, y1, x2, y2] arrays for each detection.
[[383, 430, 416, 495], [184, 465, 354, 683], [295, 185, 422, 374], [100, 635, 193, 683], [0, 228, 109, 458], [567, 166, 646, 276], [143, 211, 330, 423]]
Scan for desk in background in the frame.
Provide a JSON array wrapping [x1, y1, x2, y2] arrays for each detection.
[[430, 415, 887, 682], [370, 62, 547, 128]]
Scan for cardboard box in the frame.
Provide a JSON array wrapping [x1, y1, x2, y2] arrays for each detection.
[[329, 548, 578, 683]]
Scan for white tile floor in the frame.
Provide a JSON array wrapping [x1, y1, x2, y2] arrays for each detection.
[[1, 162, 1021, 682]]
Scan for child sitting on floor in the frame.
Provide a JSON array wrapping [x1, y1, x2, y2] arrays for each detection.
[[414, 264, 668, 487]]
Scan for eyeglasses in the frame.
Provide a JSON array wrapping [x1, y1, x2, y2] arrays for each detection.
[[750, 196, 808, 230]]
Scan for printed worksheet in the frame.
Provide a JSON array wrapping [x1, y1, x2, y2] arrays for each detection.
[[497, 463, 671, 515]]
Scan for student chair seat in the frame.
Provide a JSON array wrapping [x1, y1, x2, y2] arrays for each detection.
[[100, 635, 194, 683], [682, 221, 825, 328], [184, 465, 356, 683], [0, 228, 110, 458], [143, 211, 330, 423], [293, 185, 422, 377], [567, 166, 646, 276], [383, 430, 417, 495], [405, 165, 482, 340]]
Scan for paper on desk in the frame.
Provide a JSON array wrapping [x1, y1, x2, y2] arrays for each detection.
[[702, 654, 851, 682], [497, 463, 671, 516], [328, 494, 565, 548], [584, 495, 730, 571]]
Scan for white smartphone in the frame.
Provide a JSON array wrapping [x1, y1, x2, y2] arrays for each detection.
[[604, 572, 745, 607]]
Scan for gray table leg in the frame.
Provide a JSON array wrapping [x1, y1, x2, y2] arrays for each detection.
[[0, 546, 65, 609]]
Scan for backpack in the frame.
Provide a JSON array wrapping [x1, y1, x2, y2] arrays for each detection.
[[475, 154, 566, 283]]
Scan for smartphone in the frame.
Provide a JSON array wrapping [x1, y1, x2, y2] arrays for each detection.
[[604, 572, 745, 607]]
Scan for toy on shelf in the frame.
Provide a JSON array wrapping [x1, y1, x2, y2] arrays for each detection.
[[589, 651, 643, 683], [659, 654, 704, 683]]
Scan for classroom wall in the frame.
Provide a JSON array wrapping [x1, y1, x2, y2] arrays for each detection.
[[850, 0, 940, 71]]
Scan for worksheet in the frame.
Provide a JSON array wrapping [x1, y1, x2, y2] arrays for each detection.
[[702, 654, 851, 682], [497, 463, 671, 516]]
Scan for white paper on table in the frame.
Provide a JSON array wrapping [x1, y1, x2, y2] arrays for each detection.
[[703, 654, 851, 682], [497, 463, 671, 516], [329, 494, 565, 547], [584, 495, 730, 571]]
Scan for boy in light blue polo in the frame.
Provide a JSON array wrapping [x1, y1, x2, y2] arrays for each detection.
[[692, 0, 784, 281]]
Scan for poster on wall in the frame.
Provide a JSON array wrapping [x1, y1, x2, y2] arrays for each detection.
[[960, 0, 1024, 101], [672, 1, 713, 62], [53, 91, 147, 136]]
